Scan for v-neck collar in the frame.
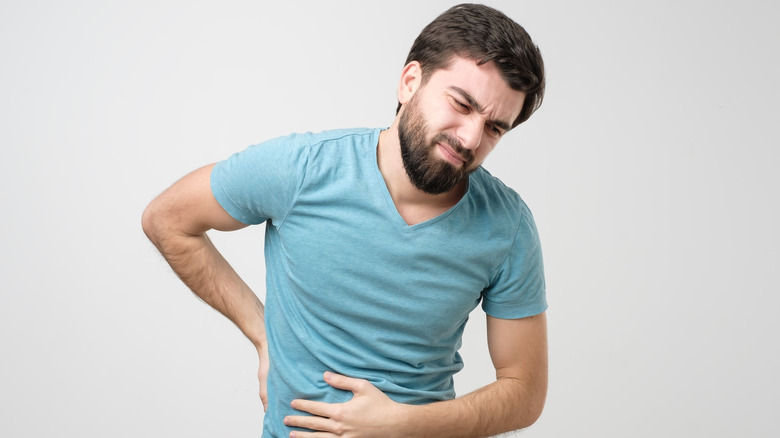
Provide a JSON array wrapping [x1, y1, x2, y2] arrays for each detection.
[[370, 128, 471, 231]]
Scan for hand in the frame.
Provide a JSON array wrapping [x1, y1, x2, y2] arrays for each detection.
[[284, 372, 412, 438], [257, 342, 270, 412]]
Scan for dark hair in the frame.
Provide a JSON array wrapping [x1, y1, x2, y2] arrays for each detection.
[[397, 3, 545, 127]]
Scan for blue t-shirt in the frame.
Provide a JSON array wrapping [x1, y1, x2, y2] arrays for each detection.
[[211, 128, 546, 437]]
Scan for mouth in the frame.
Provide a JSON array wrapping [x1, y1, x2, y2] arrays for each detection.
[[436, 142, 466, 167]]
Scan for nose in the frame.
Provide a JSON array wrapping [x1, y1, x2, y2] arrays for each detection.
[[457, 116, 483, 151]]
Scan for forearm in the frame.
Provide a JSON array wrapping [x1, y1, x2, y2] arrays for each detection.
[[287, 371, 546, 438], [405, 375, 546, 438], [146, 225, 266, 349], [404, 314, 548, 438], [287, 314, 548, 437]]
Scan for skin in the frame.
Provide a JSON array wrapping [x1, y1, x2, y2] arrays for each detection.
[[284, 58, 547, 437], [142, 56, 547, 437], [378, 58, 525, 224], [141, 164, 271, 411]]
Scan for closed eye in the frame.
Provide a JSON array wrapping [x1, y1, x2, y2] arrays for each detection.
[[452, 97, 470, 112], [448, 86, 511, 136], [486, 123, 505, 138]]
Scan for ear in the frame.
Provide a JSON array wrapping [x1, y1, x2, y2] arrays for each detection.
[[397, 61, 423, 106]]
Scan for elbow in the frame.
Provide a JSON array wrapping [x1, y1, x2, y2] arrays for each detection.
[[521, 387, 547, 429], [503, 376, 547, 431], [522, 376, 548, 428], [141, 198, 164, 245], [141, 195, 203, 251], [524, 402, 545, 428], [506, 399, 545, 433]]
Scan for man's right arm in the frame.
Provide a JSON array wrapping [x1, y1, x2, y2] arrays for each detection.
[[141, 163, 270, 409]]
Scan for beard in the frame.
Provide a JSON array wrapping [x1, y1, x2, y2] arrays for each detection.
[[398, 95, 476, 195]]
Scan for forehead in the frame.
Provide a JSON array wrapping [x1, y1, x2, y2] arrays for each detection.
[[424, 57, 526, 124]]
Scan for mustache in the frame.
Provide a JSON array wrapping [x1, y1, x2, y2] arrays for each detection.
[[432, 133, 474, 165]]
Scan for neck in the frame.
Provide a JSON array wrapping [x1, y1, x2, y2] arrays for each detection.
[[377, 122, 466, 224]]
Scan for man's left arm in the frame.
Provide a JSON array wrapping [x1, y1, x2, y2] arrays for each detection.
[[285, 311, 548, 438]]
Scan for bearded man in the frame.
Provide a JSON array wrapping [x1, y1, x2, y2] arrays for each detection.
[[143, 4, 548, 437]]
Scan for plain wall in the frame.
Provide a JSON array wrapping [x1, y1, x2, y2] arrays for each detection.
[[1, 1, 778, 436]]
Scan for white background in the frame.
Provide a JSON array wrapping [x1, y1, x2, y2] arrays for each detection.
[[2, 1, 778, 436]]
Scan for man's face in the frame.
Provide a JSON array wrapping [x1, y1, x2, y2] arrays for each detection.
[[398, 57, 526, 195]]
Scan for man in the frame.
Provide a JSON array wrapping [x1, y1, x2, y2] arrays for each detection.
[[143, 4, 547, 437]]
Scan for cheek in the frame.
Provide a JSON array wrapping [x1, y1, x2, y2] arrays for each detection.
[[427, 100, 463, 127]]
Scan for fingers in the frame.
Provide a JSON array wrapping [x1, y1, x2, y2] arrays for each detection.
[[286, 372, 391, 436], [284, 413, 339, 435], [323, 371, 369, 393], [258, 348, 270, 412], [288, 372, 371, 416], [258, 373, 269, 411], [259, 370, 269, 411], [259, 370, 268, 411], [259, 386, 268, 412], [290, 399, 333, 418]]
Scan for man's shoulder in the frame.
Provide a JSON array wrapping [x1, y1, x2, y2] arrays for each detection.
[[244, 128, 381, 164], [469, 167, 529, 215], [295, 127, 381, 148]]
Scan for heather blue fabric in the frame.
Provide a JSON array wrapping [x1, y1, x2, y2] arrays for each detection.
[[211, 128, 546, 437]]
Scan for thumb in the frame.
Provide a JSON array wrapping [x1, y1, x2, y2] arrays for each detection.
[[323, 371, 369, 394]]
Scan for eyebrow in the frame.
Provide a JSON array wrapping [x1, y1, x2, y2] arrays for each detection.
[[448, 86, 512, 132]]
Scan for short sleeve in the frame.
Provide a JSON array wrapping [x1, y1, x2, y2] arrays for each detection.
[[481, 205, 547, 319], [210, 133, 311, 226]]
